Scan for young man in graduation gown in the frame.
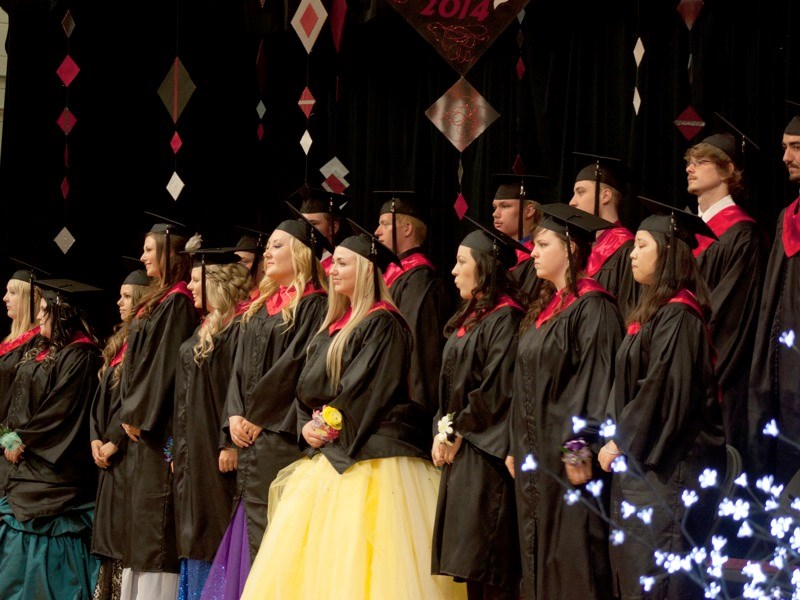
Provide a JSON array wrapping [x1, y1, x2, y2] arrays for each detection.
[[373, 191, 449, 421], [491, 174, 549, 301], [749, 110, 800, 483], [684, 128, 766, 460], [299, 186, 348, 276], [569, 153, 638, 318]]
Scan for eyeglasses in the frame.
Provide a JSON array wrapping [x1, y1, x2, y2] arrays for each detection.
[[686, 158, 712, 168]]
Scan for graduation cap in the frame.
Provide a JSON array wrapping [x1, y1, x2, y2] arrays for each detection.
[[120, 256, 153, 287], [785, 100, 800, 136], [572, 152, 634, 216], [637, 195, 718, 288], [34, 278, 103, 307], [491, 173, 551, 240], [461, 215, 528, 271], [282, 203, 336, 289], [233, 226, 270, 281], [537, 203, 615, 295], [292, 185, 350, 246], [183, 247, 240, 312], [695, 113, 759, 168], [9, 257, 51, 319], [374, 190, 423, 252], [341, 218, 402, 302], [144, 211, 188, 283]]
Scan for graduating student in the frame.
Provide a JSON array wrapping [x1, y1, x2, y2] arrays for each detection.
[[599, 197, 726, 600], [232, 229, 268, 297], [117, 216, 199, 600], [510, 204, 623, 600], [297, 185, 349, 275], [240, 221, 464, 599], [749, 105, 800, 483], [172, 248, 251, 597], [490, 173, 550, 300], [0, 278, 103, 599], [683, 120, 766, 460], [201, 211, 329, 599], [569, 153, 638, 318], [431, 217, 525, 599], [373, 190, 449, 419], [90, 267, 151, 600]]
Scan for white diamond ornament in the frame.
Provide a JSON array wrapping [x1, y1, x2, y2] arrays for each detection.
[[634, 38, 645, 67], [167, 171, 185, 201], [256, 100, 266, 120], [300, 130, 313, 155], [54, 227, 76, 254], [633, 88, 641, 115]]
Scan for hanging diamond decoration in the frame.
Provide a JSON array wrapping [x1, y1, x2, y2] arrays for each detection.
[[300, 130, 313, 155], [674, 106, 705, 140], [158, 58, 196, 123], [291, 0, 328, 54], [676, 0, 703, 30], [57, 55, 80, 87], [298, 87, 316, 119], [257, 123, 265, 141], [60, 177, 70, 199], [457, 158, 464, 184], [324, 174, 347, 194], [515, 57, 525, 80], [687, 54, 693, 85], [633, 38, 645, 67], [57, 107, 77, 134], [54, 227, 76, 254], [61, 10, 75, 37], [330, 0, 348, 53], [166, 171, 185, 201], [632, 88, 641, 115], [454, 193, 469, 220], [256, 100, 267, 120], [321, 157, 349, 193], [170, 132, 183, 154], [425, 77, 500, 153]]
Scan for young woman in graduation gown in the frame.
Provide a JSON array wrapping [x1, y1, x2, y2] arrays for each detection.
[[599, 202, 726, 600], [117, 222, 200, 600], [89, 269, 151, 600], [430, 223, 525, 599], [201, 217, 330, 599], [240, 228, 466, 600], [0, 279, 103, 599], [172, 251, 251, 598], [510, 204, 624, 600]]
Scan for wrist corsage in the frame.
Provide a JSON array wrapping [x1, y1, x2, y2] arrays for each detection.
[[436, 412, 456, 446], [561, 438, 592, 466], [0, 423, 23, 452], [311, 405, 343, 442], [163, 436, 174, 464]]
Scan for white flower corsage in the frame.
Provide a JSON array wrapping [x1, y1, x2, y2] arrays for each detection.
[[436, 412, 456, 446]]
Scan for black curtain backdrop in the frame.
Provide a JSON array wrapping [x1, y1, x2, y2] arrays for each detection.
[[1, 0, 798, 336]]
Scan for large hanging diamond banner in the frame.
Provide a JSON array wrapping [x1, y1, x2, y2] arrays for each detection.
[[425, 77, 499, 152], [389, 0, 530, 75]]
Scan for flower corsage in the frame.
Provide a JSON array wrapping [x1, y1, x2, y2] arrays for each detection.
[[163, 436, 174, 464], [0, 423, 23, 452], [311, 405, 343, 442], [436, 412, 456, 446], [560, 438, 592, 466]]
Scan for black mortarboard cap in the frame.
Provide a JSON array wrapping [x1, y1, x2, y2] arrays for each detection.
[[181, 247, 241, 313], [573, 152, 634, 215], [295, 186, 349, 216], [461, 215, 527, 271], [342, 218, 401, 302], [374, 189, 425, 252], [785, 100, 800, 136], [9, 258, 51, 317], [696, 113, 759, 167], [283, 202, 336, 258], [144, 211, 188, 281], [492, 173, 551, 240], [636, 196, 717, 249], [232, 226, 269, 281], [34, 278, 103, 306], [121, 256, 152, 287]]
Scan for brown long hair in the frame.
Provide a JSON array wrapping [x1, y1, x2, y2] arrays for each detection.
[[133, 231, 192, 321]]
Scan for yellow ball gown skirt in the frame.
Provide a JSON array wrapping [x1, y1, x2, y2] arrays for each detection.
[[241, 454, 467, 600]]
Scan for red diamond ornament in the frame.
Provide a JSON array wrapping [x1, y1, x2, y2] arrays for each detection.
[[57, 107, 77, 135], [61, 177, 70, 199], [426, 77, 500, 153], [454, 193, 469, 220], [515, 56, 525, 80], [298, 87, 316, 119], [57, 55, 80, 87], [676, 0, 703, 31], [330, 0, 348, 53], [257, 123, 265, 141], [389, 0, 530, 76], [291, 0, 328, 54], [170, 132, 183, 154], [324, 174, 347, 194], [674, 106, 706, 141]]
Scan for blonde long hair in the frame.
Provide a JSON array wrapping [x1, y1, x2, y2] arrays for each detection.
[[98, 282, 150, 383], [4, 279, 40, 342], [318, 252, 396, 391], [193, 262, 252, 364], [243, 235, 327, 330]]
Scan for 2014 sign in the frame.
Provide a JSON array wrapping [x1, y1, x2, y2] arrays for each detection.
[[420, 0, 492, 22]]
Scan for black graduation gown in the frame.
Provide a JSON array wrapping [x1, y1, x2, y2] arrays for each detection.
[[749, 199, 800, 483], [173, 322, 240, 562], [3, 339, 101, 521], [591, 239, 638, 319], [511, 286, 623, 600], [607, 301, 725, 600], [510, 256, 541, 303], [118, 288, 199, 573], [696, 218, 765, 458], [89, 359, 128, 560], [0, 327, 39, 421], [223, 290, 327, 563], [431, 303, 522, 591], [291, 306, 430, 473]]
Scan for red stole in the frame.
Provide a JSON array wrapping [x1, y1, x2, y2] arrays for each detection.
[[265, 282, 322, 316], [586, 225, 634, 276], [511, 239, 534, 271], [782, 196, 800, 258], [626, 289, 704, 336], [328, 300, 398, 335], [457, 295, 524, 338], [110, 343, 127, 368], [693, 204, 755, 257], [321, 254, 334, 276], [383, 252, 435, 288], [0, 326, 40, 357], [535, 278, 609, 328], [35, 332, 95, 362]]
